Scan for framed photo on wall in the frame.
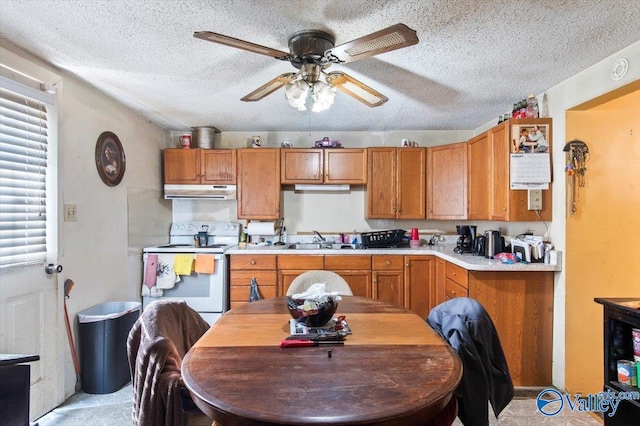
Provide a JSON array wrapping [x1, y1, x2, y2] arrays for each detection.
[[95, 131, 126, 186], [511, 122, 550, 154]]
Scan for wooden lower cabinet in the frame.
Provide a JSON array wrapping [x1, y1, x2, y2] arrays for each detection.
[[324, 255, 372, 298], [469, 270, 554, 386], [229, 255, 277, 309], [404, 255, 436, 320], [372, 255, 404, 306]]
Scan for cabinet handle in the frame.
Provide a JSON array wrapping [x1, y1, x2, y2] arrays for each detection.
[[386, 261, 391, 265], [452, 271, 456, 276], [405, 263, 409, 267], [250, 260, 256, 265], [502, 207, 507, 211]]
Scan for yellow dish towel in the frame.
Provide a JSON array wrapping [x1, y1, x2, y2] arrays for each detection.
[[174, 254, 194, 275], [195, 254, 216, 274]]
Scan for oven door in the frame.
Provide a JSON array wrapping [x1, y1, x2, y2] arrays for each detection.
[[142, 252, 227, 324]]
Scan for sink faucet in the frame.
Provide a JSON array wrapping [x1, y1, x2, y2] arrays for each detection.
[[312, 230, 326, 243]]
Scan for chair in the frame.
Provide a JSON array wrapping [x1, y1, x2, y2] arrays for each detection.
[[286, 270, 353, 296], [426, 297, 514, 426], [127, 300, 212, 426]]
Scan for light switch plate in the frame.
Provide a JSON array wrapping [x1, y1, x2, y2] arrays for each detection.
[[64, 204, 77, 222], [527, 190, 542, 210]]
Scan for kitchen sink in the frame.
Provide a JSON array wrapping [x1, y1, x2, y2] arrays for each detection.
[[287, 243, 357, 250]]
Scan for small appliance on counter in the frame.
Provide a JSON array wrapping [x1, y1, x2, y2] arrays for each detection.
[[483, 230, 506, 259], [453, 225, 476, 254]]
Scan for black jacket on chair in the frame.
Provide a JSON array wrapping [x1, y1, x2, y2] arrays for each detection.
[[427, 297, 514, 426]]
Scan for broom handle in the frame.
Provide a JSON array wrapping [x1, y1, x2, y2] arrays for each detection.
[[64, 300, 81, 377]]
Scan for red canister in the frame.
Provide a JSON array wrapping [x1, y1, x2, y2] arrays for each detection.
[[411, 228, 419, 240]]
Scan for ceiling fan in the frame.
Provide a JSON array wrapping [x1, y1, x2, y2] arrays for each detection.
[[193, 23, 418, 110]]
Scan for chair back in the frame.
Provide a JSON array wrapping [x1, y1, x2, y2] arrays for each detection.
[[127, 300, 210, 426], [427, 297, 513, 426], [286, 270, 353, 296]]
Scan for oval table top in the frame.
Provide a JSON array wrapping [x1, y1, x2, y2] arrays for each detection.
[[182, 296, 462, 426]]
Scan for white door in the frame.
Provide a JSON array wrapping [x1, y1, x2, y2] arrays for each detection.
[[0, 266, 62, 419], [0, 45, 63, 420]]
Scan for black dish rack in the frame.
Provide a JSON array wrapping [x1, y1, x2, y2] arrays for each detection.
[[360, 229, 407, 248]]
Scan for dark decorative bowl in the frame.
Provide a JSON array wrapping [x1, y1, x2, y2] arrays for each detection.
[[286, 296, 338, 327]]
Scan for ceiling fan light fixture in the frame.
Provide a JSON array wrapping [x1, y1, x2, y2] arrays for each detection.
[[284, 79, 309, 111], [311, 80, 336, 112]]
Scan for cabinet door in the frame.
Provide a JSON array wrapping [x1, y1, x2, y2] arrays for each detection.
[[372, 270, 404, 306], [335, 270, 371, 298], [397, 147, 426, 219], [237, 148, 281, 219], [490, 123, 509, 221], [467, 133, 490, 220], [427, 143, 467, 220], [201, 149, 236, 184], [404, 255, 435, 320], [280, 149, 323, 184], [324, 149, 367, 184], [163, 149, 201, 184], [366, 148, 396, 218]]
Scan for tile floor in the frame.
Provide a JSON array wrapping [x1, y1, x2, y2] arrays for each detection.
[[36, 383, 603, 426]]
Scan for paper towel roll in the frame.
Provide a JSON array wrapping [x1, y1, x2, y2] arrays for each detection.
[[246, 221, 277, 236]]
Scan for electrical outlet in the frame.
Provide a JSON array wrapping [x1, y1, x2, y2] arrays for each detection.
[[527, 190, 542, 210], [64, 204, 77, 222]]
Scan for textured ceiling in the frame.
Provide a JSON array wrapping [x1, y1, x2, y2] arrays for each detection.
[[1, 0, 639, 132]]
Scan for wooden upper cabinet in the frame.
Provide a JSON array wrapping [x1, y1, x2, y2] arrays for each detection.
[[280, 148, 367, 184], [237, 148, 281, 219], [163, 148, 201, 184], [468, 118, 553, 221], [366, 147, 426, 219], [280, 149, 323, 183], [324, 149, 367, 184], [201, 149, 236, 184], [427, 142, 467, 220], [164, 148, 236, 184], [490, 123, 510, 221], [467, 133, 491, 220], [396, 148, 426, 219]]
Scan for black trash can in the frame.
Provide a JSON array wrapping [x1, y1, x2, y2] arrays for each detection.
[[77, 301, 140, 394]]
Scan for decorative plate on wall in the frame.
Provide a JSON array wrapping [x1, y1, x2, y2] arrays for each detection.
[[95, 131, 126, 186]]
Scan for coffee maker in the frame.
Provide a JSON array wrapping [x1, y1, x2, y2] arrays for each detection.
[[454, 225, 476, 254]]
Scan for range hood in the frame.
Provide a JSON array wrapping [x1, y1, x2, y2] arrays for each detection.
[[164, 184, 236, 200]]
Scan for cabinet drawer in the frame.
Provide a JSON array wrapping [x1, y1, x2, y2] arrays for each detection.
[[325, 255, 371, 270], [445, 262, 468, 288], [230, 255, 276, 270], [230, 270, 277, 287], [277, 255, 324, 270], [372, 255, 404, 270], [445, 278, 468, 300]]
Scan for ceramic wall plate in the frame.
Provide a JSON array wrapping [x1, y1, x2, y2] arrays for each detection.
[[95, 131, 126, 186]]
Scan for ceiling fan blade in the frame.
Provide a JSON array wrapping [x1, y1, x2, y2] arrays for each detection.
[[241, 73, 297, 102], [327, 72, 388, 107], [194, 31, 292, 60], [325, 23, 418, 64]]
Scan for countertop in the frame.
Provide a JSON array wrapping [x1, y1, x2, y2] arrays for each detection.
[[225, 243, 562, 272]]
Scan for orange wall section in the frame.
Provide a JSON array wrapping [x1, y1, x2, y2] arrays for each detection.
[[565, 85, 640, 395]]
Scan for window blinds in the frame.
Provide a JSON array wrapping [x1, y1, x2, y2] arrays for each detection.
[[0, 84, 49, 267]]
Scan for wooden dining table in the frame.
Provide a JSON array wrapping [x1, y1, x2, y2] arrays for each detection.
[[182, 296, 462, 426]]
